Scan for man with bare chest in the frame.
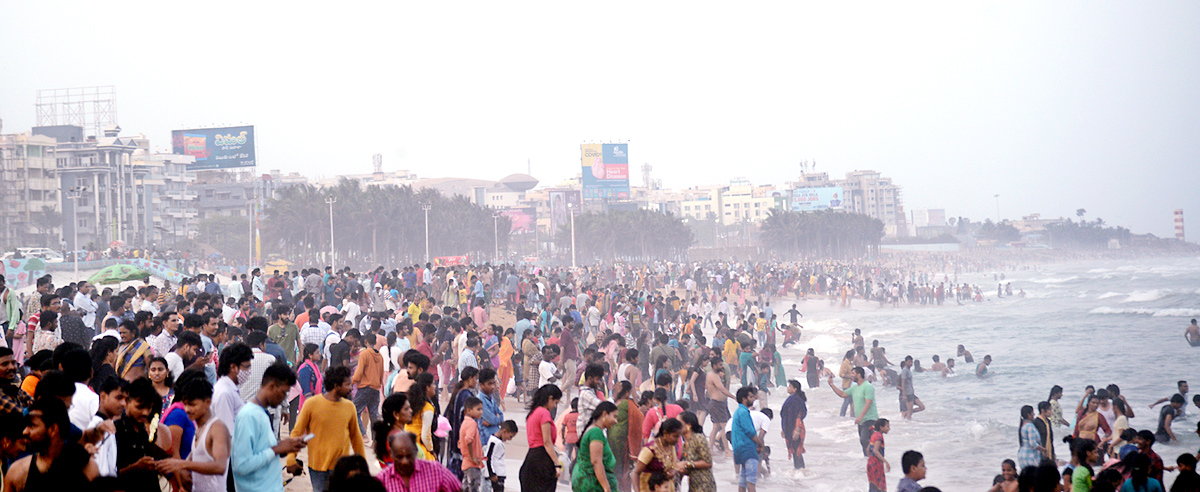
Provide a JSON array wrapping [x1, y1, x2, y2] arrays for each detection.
[[706, 357, 736, 454]]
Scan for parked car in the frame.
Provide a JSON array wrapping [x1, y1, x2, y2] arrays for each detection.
[[2, 247, 66, 263]]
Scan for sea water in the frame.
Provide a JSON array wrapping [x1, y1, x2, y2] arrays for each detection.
[[717, 255, 1200, 492]]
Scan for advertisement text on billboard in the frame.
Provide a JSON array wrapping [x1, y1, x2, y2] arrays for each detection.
[[172, 125, 256, 170], [581, 143, 630, 199], [790, 187, 845, 212]]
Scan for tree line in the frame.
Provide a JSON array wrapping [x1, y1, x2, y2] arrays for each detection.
[[552, 209, 694, 263], [759, 209, 884, 259], [197, 179, 513, 267]]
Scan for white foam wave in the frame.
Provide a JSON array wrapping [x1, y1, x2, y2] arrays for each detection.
[[1087, 268, 1111, 273], [1154, 308, 1200, 317], [1030, 276, 1078, 284], [1090, 307, 1200, 317], [1122, 289, 1170, 303], [1097, 292, 1122, 299]]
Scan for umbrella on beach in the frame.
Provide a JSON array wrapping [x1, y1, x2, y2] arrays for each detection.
[[88, 264, 150, 285]]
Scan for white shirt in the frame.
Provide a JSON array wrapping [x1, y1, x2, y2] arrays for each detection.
[[68, 382, 100, 431], [538, 360, 557, 387], [211, 376, 243, 440], [341, 300, 360, 323], [74, 292, 98, 328], [86, 414, 119, 477], [252, 276, 266, 300], [750, 409, 771, 435], [165, 352, 186, 381], [222, 305, 236, 325], [140, 297, 160, 316], [484, 434, 507, 478], [93, 328, 120, 342], [228, 281, 244, 300], [323, 331, 341, 363], [240, 350, 277, 402]]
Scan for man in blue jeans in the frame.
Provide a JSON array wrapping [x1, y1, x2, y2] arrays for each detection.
[[732, 386, 762, 492]]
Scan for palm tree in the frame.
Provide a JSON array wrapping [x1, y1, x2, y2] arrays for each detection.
[[31, 205, 63, 248]]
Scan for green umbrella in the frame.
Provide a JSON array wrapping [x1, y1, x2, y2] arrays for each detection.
[[88, 264, 151, 285]]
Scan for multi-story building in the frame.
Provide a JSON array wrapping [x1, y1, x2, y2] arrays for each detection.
[[133, 152, 197, 247], [44, 125, 147, 249], [788, 170, 908, 237], [0, 132, 59, 249]]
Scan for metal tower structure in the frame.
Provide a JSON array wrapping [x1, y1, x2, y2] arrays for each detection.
[[35, 86, 118, 138]]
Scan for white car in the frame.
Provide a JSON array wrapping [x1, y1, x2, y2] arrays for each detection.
[[3, 247, 66, 263]]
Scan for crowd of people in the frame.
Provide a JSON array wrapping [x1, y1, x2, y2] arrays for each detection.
[[0, 257, 1194, 492]]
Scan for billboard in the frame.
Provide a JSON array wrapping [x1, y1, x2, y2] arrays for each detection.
[[548, 190, 581, 236], [581, 143, 630, 199], [790, 186, 845, 212], [500, 207, 536, 234], [172, 125, 256, 170]]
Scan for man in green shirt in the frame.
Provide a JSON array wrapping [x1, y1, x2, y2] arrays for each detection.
[[828, 367, 877, 456], [268, 305, 302, 366]]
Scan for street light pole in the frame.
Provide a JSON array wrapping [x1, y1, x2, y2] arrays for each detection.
[[421, 203, 432, 263], [568, 202, 576, 268], [325, 196, 337, 267], [68, 186, 86, 281], [994, 194, 1001, 222], [492, 212, 501, 264]]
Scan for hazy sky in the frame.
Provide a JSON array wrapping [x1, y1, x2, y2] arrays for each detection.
[[3, 2, 1198, 237]]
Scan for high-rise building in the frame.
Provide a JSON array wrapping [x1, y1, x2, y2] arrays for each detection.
[[0, 132, 60, 249], [43, 125, 145, 249], [132, 152, 197, 247], [788, 170, 908, 237]]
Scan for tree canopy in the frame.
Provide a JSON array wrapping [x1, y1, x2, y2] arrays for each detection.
[[759, 209, 884, 259], [235, 179, 511, 267], [553, 209, 693, 263]]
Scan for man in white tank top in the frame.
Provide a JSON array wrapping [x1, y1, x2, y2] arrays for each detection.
[[154, 379, 230, 492]]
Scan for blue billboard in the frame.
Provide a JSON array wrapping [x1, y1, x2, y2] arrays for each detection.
[[581, 143, 630, 199], [172, 125, 256, 170], [790, 186, 845, 212]]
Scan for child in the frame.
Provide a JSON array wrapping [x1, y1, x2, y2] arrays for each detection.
[[1175, 453, 1200, 491], [647, 472, 671, 492], [897, 450, 925, 492], [484, 420, 518, 492], [867, 419, 890, 492], [459, 397, 485, 492], [562, 398, 580, 464], [987, 459, 1018, 492]]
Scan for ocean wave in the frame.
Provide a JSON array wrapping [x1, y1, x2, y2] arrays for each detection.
[[1090, 307, 1200, 317], [1087, 268, 1111, 274], [1030, 276, 1078, 284], [1097, 292, 1123, 299], [1122, 289, 1171, 303]]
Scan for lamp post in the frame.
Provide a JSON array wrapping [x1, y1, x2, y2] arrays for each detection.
[[492, 212, 502, 264], [325, 196, 337, 266], [421, 203, 432, 263], [67, 186, 86, 280], [994, 194, 1001, 222], [568, 202, 576, 268]]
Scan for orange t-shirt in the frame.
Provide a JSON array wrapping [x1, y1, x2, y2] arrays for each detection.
[[459, 416, 483, 470], [21, 375, 39, 398]]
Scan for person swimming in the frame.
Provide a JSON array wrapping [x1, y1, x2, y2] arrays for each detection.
[[958, 345, 974, 363], [1185, 319, 1200, 347], [976, 355, 992, 378]]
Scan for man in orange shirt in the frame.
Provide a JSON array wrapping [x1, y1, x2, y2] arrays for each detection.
[[459, 397, 485, 492], [351, 331, 383, 440]]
